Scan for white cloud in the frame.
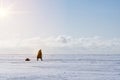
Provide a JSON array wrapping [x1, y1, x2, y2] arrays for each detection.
[[0, 35, 120, 54]]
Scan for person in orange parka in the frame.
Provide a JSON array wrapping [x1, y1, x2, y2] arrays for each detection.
[[37, 49, 43, 61]]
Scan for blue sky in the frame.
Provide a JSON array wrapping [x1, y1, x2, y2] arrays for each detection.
[[0, 0, 120, 54], [26, 0, 120, 38], [33, 0, 120, 38], [66, 0, 120, 38], [0, 0, 120, 38]]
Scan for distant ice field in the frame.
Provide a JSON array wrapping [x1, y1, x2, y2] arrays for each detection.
[[0, 54, 120, 80]]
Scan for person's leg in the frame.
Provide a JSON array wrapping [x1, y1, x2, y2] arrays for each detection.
[[41, 57, 43, 61]]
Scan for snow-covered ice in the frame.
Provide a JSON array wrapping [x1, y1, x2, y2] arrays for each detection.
[[0, 54, 120, 80]]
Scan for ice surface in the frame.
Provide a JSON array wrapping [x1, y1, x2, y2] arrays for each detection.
[[0, 54, 120, 80]]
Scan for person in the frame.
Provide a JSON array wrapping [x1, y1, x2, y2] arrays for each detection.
[[37, 49, 43, 61]]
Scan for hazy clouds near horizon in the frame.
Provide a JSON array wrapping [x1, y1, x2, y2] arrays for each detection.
[[0, 35, 120, 54]]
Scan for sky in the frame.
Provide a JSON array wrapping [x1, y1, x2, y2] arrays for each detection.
[[0, 0, 120, 54]]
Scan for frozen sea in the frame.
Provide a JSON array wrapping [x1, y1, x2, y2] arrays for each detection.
[[0, 53, 120, 80]]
